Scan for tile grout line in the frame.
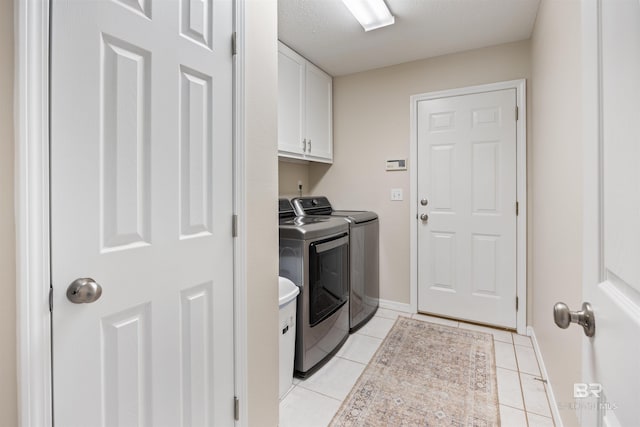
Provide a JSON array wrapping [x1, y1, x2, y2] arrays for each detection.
[[494, 341, 519, 372], [528, 345, 556, 426], [500, 403, 527, 413], [279, 383, 297, 402], [541, 382, 558, 427], [294, 382, 344, 403], [501, 336, 555, 425], [512, 339, 531, 427], [334, 354, 368, 366], [354, 331, 391, 340], [513, 342, 534, 348], [517, 348, 555, 422], [350, 332, 384, 342]]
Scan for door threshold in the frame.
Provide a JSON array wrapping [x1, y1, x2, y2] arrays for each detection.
[[416, 311, 516, 333]]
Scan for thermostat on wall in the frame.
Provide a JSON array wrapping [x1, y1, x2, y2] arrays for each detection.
[[386, 159, 407, 171]]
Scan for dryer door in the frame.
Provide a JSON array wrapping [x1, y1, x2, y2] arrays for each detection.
[[308, 234, 349, 327]]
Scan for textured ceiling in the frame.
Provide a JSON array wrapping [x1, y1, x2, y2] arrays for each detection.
[[278, 0, 540, 76]]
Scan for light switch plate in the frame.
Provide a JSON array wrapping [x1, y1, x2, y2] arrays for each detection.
[[391, 188, 403, 201]]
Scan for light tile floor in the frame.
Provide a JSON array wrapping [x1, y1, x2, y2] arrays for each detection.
[[279, 309, 556, 427]]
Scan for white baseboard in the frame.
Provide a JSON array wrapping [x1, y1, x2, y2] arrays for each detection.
[[378, 299, 414, 314], [527, 326, 564, 427]]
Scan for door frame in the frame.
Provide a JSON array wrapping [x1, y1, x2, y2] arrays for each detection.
[[581, 0, 601, 331], [409, 80, 527, 334], [14, 1, 248, 426], [581, 1, 601, 425]]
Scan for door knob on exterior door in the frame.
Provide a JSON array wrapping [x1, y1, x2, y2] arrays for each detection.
[[420, 213, 429, 222], [67, 277, 102, 304], [553, 301, 595, 337]]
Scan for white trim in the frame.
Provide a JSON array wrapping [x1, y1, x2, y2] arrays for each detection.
[[378, 298, 413, 314], [232, 0, 248, 425], [15, 0, 53, 425], [581, 0, 602, 330], [581, 2, 603, 424], [409, 79, 528, 334], [16, 1, 248, 425], [528, 326, 564, 427]]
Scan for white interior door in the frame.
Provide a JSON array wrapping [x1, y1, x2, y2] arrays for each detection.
[[50, 1, 235, 426], [581, 1, 640, 425], [417, 89, 517, 328]]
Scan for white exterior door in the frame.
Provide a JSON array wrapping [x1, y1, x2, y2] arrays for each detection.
[[581, 1, 640, 425], [50, 1, 235, 426], [417, 89, 517, 328]]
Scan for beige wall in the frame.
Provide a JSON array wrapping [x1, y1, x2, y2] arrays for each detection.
[[0, 0, 17, 424], [245, 0, 280, 425], [278, 159, 310, 199], [530, 1, 583, 426], [304, 41, 531, 306]]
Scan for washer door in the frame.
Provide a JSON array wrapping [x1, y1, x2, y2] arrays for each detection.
[[308, 234, 349, 327]]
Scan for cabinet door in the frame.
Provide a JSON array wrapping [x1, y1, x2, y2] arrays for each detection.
[[305, 62, 333, 163], [278, 43, 306, 158]]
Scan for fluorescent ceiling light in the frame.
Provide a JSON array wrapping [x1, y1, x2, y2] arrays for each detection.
[[342, 0, 395, 32]]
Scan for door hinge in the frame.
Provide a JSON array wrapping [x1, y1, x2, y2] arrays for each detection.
[[234, 396, 240, 421], [49, 285, 53, 312], [516, 296, 519, 311], [515, 201, 519, 216], [232, 214, 238, 237], [231, 31, 237, 56], [515, 106, 519, 121]]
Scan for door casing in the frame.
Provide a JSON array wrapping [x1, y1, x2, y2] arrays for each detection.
[[581, 7, 602, 426], [409, 80, 528, 334], [14, 1, 248, 425]]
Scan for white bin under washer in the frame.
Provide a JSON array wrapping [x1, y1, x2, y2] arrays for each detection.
[[278, 276, 300, 399]]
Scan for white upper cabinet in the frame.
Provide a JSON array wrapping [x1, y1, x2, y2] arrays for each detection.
[[305, 62, 333, 162], [278, 43, 305, 157], [278, 42, 333, 163]]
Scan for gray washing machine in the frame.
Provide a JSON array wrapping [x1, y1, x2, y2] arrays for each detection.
[[292, 197, 379, 332], [278, 199, 350, 377]]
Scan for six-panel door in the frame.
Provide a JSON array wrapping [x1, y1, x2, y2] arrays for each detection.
[[50, 0, 235, 425], [417, 89, 518, 328]]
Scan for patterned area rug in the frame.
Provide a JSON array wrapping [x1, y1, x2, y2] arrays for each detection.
[[330, 316, 500, 426]]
